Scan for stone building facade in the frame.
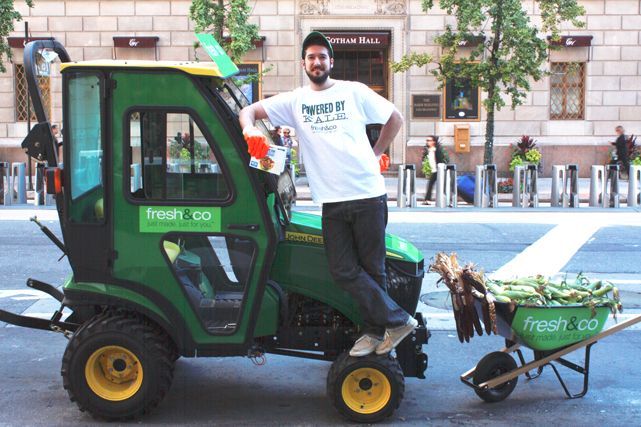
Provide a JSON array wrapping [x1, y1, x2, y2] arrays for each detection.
[[1, 0, 640, 176]]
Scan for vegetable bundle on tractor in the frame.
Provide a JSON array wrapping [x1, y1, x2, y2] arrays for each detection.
[[0, 40, 429, 423]]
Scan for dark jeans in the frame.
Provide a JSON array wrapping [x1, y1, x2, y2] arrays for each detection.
[[322, 195, 409, 340], [425, 172, 437, 201]]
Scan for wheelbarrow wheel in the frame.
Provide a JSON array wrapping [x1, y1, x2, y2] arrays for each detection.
[[473, 351, 518, 403], [327, 352, 404, 423]]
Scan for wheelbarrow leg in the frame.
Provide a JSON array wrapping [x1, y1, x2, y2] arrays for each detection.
[[515, 348, 544, 380], [547, 342, 595, 399]]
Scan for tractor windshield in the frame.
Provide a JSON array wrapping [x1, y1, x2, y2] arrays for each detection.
[[216, 80, 296, 224]]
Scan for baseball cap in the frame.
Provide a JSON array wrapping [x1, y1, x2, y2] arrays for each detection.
[[301, 31, 333, 59]]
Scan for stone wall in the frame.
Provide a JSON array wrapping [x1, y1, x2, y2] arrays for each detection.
[[0, 0, 639, 175]]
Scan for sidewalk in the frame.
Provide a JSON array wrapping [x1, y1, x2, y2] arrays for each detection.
[[294, 176, 634, 205]]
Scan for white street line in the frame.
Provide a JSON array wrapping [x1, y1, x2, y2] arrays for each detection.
[[0, 209, 59, 221], [490, 222, 601, 280], [0, 290, 46, 299]]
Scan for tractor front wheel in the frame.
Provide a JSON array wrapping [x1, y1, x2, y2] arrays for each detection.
[[327, 352, 404, 423], [61, 312, 174, 420]]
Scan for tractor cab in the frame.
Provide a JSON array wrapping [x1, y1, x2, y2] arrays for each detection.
[[2, 39, 429, 423]]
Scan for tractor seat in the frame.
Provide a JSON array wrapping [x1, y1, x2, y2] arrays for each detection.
[[163, 240, 181, 263], [94, 198, 104, 221]]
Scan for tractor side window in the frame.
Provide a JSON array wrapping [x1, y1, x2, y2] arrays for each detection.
[[162, 235, 256, 333], [67, 73, 103, 202], [129, 111, 229, 201]]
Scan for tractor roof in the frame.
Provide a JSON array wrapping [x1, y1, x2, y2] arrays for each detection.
[[60, 60, 227, 78]]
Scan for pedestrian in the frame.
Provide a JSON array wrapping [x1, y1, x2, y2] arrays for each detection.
[[612, 125, 629, 178], [239, 31, 416, 357], [281, 127, 293, 149], [422, 136, 445, 205], [281, 127, 294, 169], [271, 126, 283, 146]]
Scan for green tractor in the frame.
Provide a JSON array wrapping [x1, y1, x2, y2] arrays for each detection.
[[1, 40, 429, 423]]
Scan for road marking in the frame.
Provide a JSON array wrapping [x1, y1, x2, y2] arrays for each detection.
[[490, 222, 601, 280], [0, 290, 45, 299]]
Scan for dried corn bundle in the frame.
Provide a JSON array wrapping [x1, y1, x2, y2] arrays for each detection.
[[429, 253, 496, 343], [430, 252, 623, 343]]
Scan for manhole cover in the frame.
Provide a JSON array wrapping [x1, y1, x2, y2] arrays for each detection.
[[420, 290, 641, 309]]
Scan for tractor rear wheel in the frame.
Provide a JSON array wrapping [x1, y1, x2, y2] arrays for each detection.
[[327, 352, 404, 423], [61, 312, 174, 420]]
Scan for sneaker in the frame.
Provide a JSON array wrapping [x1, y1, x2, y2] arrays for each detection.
[[375, 317, 419, 355], [349, 334, 383, 357]]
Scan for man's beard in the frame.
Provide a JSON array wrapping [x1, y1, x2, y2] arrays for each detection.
[[305, 67, 330, 84]]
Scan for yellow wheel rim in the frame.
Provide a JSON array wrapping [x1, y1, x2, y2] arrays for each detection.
[[85, 345, 144, 401], [341, 367, 392, 415]]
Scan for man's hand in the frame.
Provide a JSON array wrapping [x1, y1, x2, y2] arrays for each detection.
[[379, 153, 390, 173], [243, 126, 270, 158]]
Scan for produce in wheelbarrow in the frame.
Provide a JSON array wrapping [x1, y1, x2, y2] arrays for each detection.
[[429, 252, 623, 343]]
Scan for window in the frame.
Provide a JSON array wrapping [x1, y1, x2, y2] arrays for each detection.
[[67, 73, 103, 201], [550, 62, 585, 120], [14, 63, 51, 121], [129, 111, 229, 201], [163, 235, 255, 333], [333, 50, 388, 97]]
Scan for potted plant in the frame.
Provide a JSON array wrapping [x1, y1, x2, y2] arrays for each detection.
[[509, 135, 542, 173]]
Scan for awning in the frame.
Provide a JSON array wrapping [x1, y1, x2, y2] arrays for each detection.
[[547, 35, 593, 47], [8, 37, 55, 48], [113, 36, 159, 49]]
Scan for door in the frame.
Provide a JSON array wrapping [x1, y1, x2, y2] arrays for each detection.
[[109, 70, 276, 349], [61, 70, 112, 281]]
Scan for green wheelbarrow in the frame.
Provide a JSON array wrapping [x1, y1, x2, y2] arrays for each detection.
[[460, 300, 641, 402]]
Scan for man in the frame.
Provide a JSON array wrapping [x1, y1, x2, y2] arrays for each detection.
[[239, 31, 416, 357], [613, 125, 629, 177]]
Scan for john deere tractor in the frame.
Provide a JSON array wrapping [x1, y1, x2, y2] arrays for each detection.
[[0, 39, 428, 423]]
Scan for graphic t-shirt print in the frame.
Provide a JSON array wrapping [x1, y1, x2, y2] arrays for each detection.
[[301, 100, 348, 134]]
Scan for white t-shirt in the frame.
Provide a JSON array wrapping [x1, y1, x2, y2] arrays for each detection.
[[260, 80, 394, 204]]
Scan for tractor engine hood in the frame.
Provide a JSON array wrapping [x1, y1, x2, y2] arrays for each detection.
[[285, 212, 424, 264]]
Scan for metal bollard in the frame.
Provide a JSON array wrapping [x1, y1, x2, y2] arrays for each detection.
[[0, 162, 10, 206], [628, 165, 641, 208], [563, 164, 579, 208], [12, 162, 27, 204], [551, 165, 565, 207], [514, 164, 539, 208], [526, 164, 539, 207], [435, 163, 446, 208], [34, 163, 45, 206], [131, 163, 142, 192], [474, 164, 498, 208], [589, 165, 605, 207], [512, 165, 524, 207], [396, 164, 416, 208], [198, 162, 210, 174], [397, 165, 405, 208], [605, 164, 620, 208], [474, 165, 483, 207], [444, 164, 458, 208], [436, 163, 458, 208]]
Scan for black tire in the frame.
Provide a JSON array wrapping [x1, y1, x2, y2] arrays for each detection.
[[327, 352, 404, 423], [473, 351, 518, 403], [61, 312, 174, 420]]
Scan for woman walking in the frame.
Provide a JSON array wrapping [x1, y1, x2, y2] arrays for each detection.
[[422, 136, 445, 205]]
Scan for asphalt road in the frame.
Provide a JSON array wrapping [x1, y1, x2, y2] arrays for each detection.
[[0, 209, 640, 425]]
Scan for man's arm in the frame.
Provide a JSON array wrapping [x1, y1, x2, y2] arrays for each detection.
[[239, 103, 270, 158], [239, 103, 269, 131], [372, 108, 403, 157]]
